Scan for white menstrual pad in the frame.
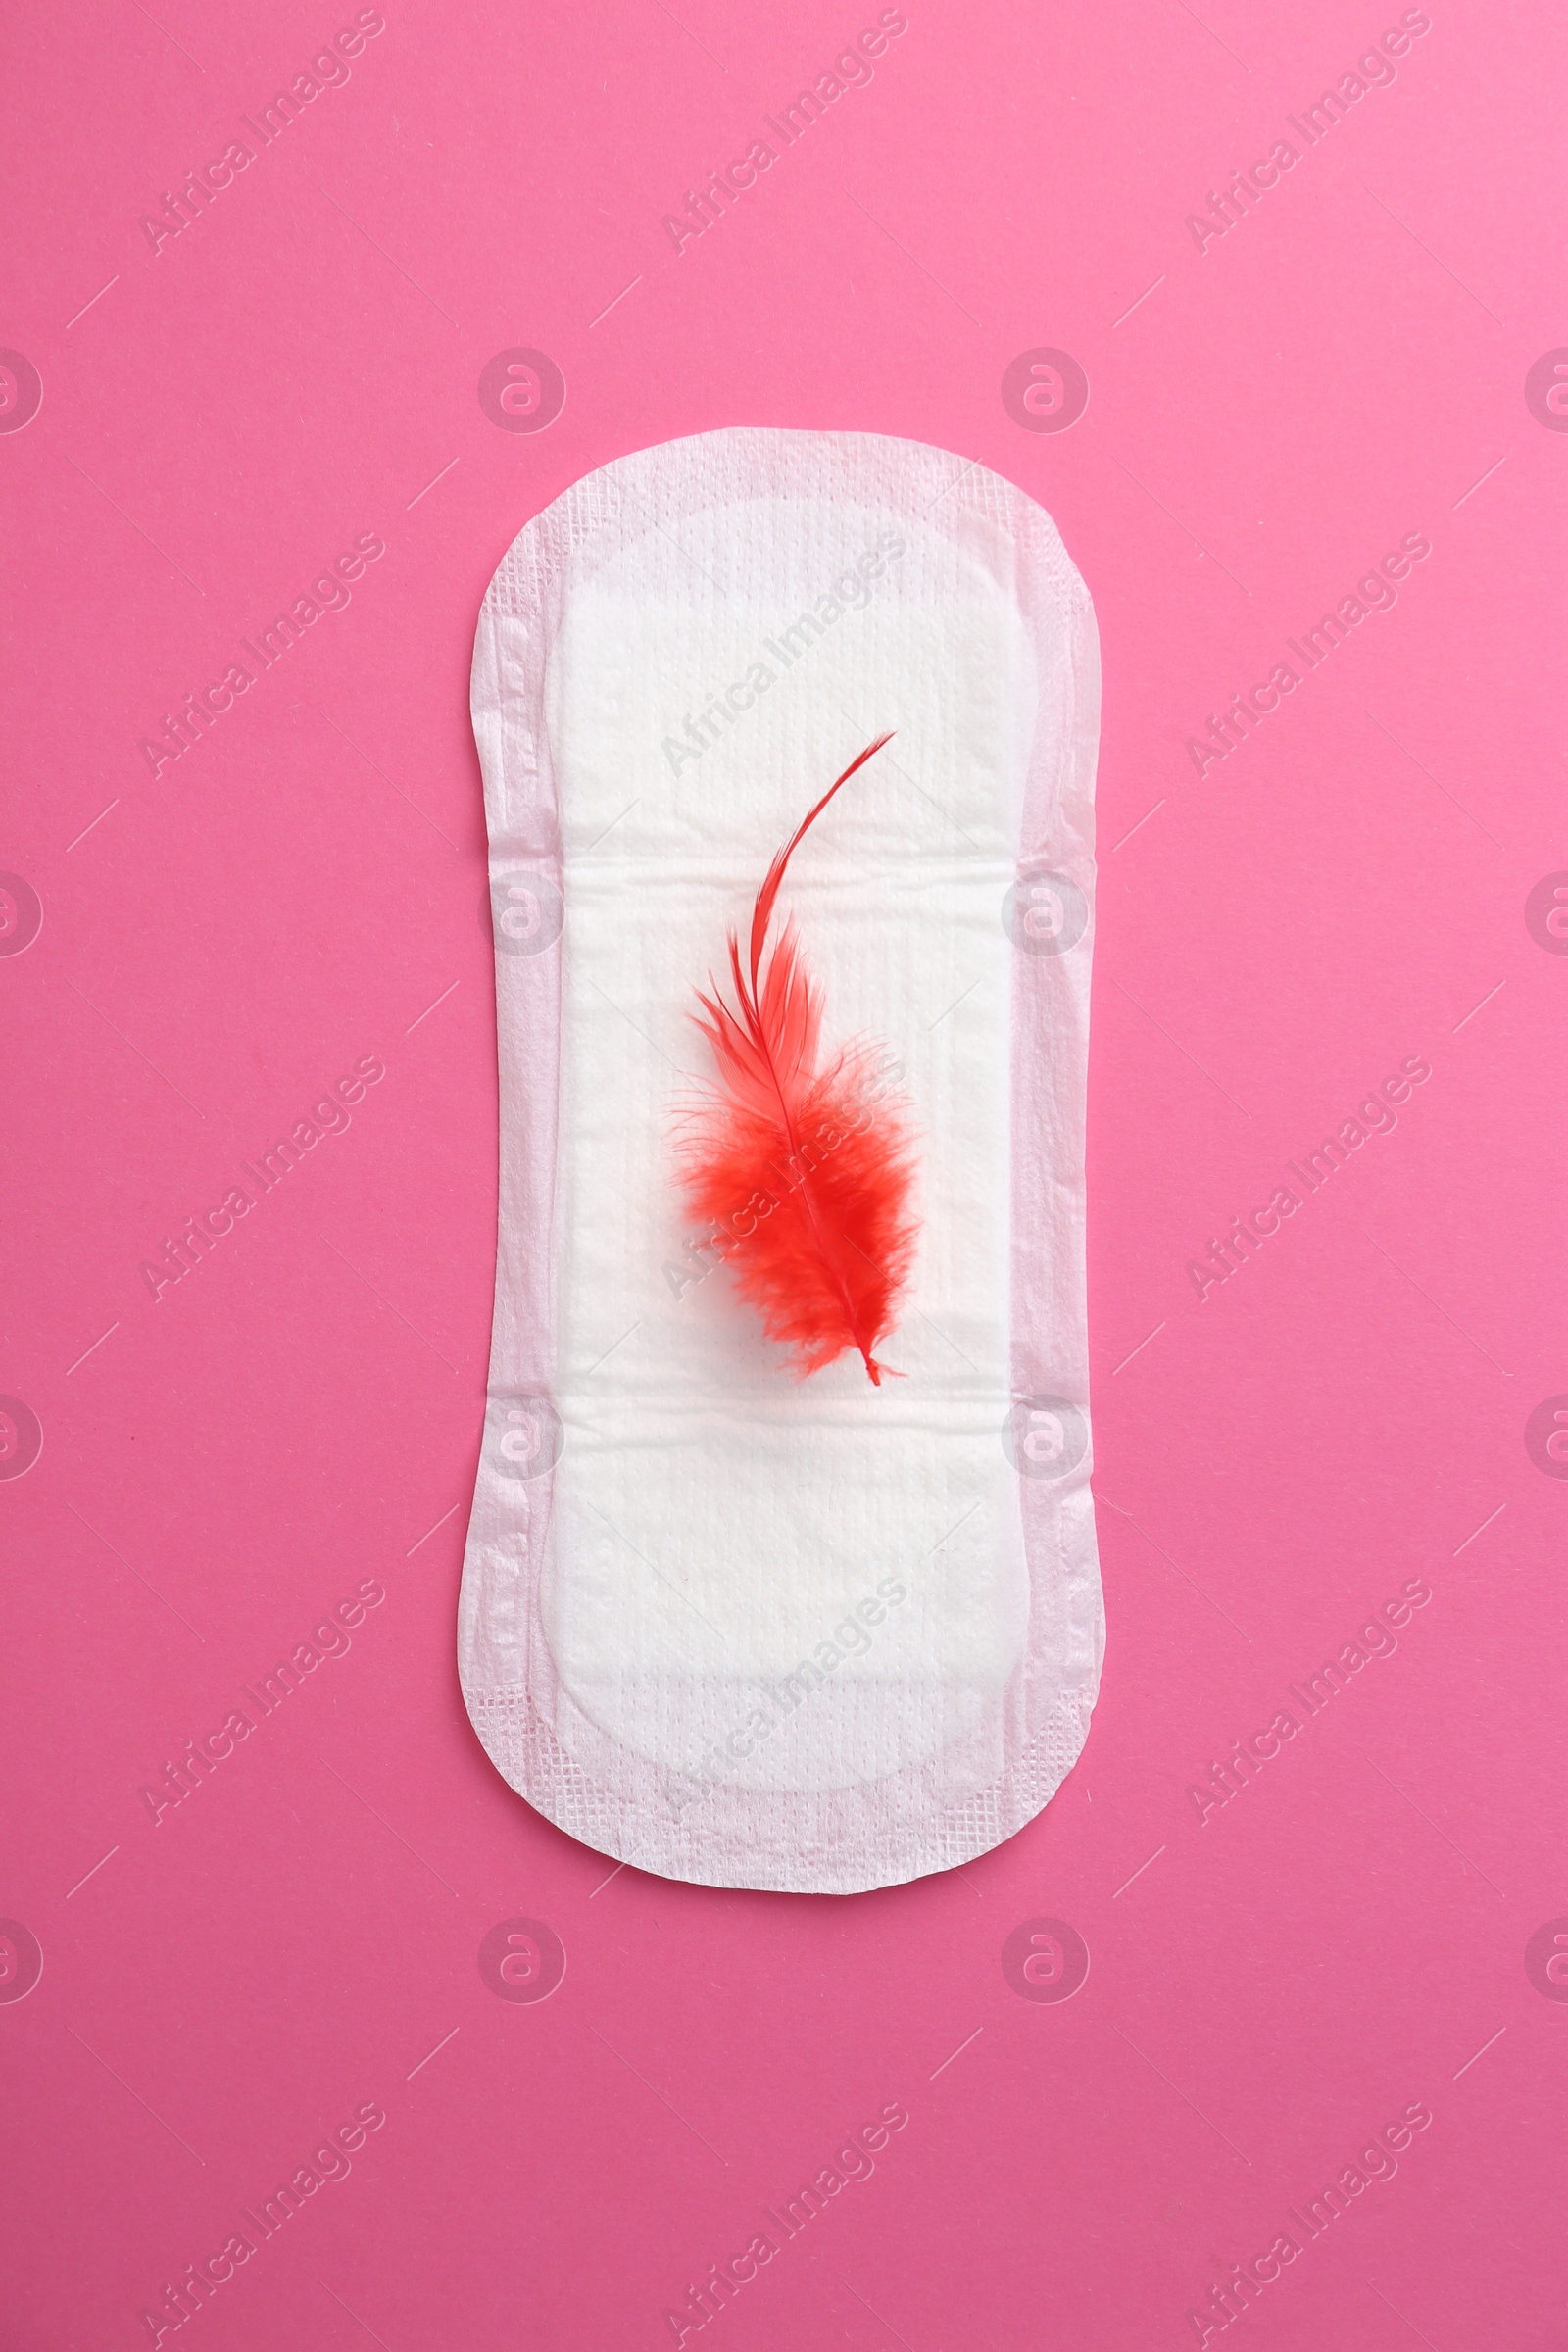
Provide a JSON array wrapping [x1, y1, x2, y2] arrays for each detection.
[[459, 427, 1102, 1893]]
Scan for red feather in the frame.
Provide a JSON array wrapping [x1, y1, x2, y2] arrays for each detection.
[[675, 735, 919, 1385]]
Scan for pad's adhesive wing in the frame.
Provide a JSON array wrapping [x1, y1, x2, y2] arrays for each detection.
[[460, 427, 1102, 1894]]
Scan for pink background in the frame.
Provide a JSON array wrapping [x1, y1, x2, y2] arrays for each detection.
[[3, 1, 1565, 2344]]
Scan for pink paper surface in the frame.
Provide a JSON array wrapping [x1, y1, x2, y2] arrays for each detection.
[[3, 3, 1563, 2345]]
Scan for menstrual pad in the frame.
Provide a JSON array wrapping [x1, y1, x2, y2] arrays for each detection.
[[458, 426, 1102, 1893]]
